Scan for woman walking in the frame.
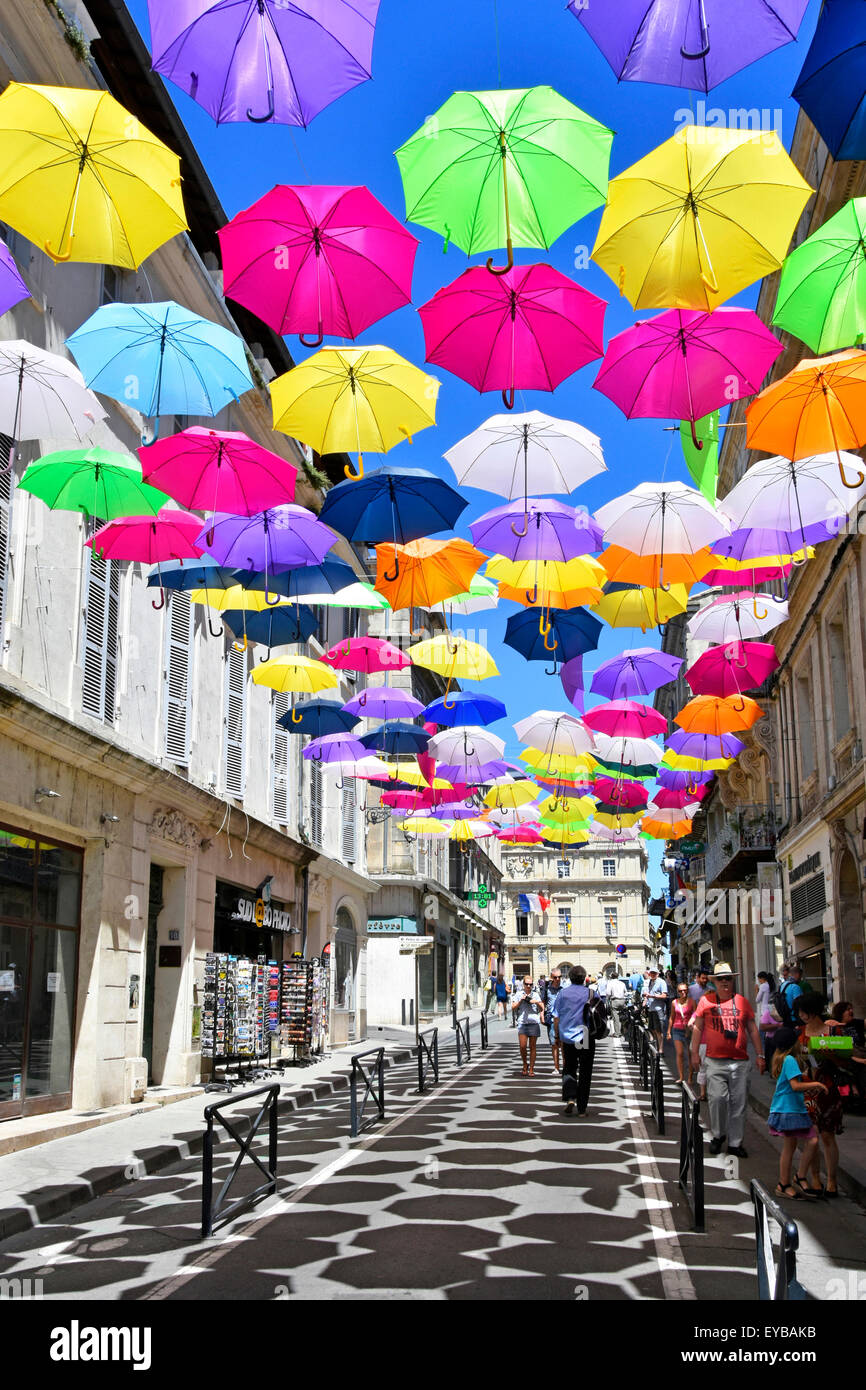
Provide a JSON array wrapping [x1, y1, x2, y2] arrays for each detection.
[[513, 976, 544, 1076], [756, 970, 779, 1070], [666, 983, 696, 1084], [543, 970, 564, 1073], [494, 974, 510, 1021], [767, 1028, 826, 1200], [796, 993, 845, 1197]]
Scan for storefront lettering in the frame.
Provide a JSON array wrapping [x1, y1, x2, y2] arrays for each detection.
[[790, 851, 821, 884], [232, 896, 292, 932]]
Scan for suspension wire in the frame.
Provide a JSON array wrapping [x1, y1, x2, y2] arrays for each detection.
[[493, 0, 503, 88]]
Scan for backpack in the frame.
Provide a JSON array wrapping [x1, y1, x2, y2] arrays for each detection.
[[770, 981, 795, 1027], [586, 992, 609, 1041]]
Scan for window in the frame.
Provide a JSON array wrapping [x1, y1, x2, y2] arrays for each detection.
[[163, 593, 193, 764], [81, 543, 120, 723], [603, 907, 618, 935], [334, 908, 356, 1011], [272, 693, 289, 822], [222, 643, 247, 797], [516, 913, 529, 938], [828, 620, 851, 741], [556, 859, 571, 878], [558, 907, 571, 936], [603, 858, 616, 877], [796, 673, 815, 777], [101, 266, 124, 304], [0, 434, 12, 644], [309, 756, 323, 847], [341, 779, 356, 863]]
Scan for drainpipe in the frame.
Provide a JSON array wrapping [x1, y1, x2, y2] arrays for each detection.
[[301, 864, 309, 958]]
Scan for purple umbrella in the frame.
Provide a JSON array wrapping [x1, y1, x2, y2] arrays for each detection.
[[198, 504, 336, 573], [148, 0, 380, 126], [560, 656, 585, 713], [591, 648, 683, 700], [569, 0, 809, 94], [469, 499, 602, 563], [0, 239, 28, 318], [665, 730, 745, 760], [437, 760, 509, 784], [711, 521, 842, 562], [303, 732, 367, 763], [428, 800, 484, 820], [657, 768, 714, 790], [342, 688, 425, 719]]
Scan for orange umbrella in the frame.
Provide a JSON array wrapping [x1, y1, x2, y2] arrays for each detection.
[[675, 694, 764, 736], [599, 544, 715, 587], [642, 812, 692, 840], [374, 537, 485, 610], [746, 349, 866, 487], [497, 578, 604, 608]]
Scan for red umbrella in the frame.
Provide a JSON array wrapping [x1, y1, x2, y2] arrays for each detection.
[[583, 699, 668, 738], [418, 262, 605, 410], [652, 785, 708, 810], [685, 641, 779, 698]]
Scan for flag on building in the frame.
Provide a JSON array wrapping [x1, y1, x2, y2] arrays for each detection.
[[518, 893, 551, 915]]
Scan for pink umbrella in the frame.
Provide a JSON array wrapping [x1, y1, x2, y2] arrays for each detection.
[[685, 641, 779, 698], [321, 635, 410, 673], [593, 308, 783, 446], [496, 825, 543, 844], [418, 263, 606, 410], [218, 185, 418, 346], [583, 700, 668, 738], [652, 786, 707, 810], [87, 506, 204, 563], [140, 427, 297, 518], [591, 776, 648, 809]]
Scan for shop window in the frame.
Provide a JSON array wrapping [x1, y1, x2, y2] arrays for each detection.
[[0, 434, 12, 648], [163, 592, 193, 764], [222, 642, 247, 797], [81, 540, 120, 724]]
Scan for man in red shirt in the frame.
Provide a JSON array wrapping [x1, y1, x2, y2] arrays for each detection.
[[689, 963, 765, 1158]]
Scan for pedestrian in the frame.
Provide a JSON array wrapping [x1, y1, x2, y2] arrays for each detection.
[[688, 968, 711, 1004], [689, 963, 766, 1157], [777, 963, 804, 1028], [510, 970, 521, 1027], [595, 973, 608, 999], [513, 975, 544, 1076], [607, 972, 628, 1038], [688, 968, 713, 1101], [768, 1027, 826, 1200], [795, 992, 845, 1197], [494, 974, 510, 1021], [756, 970, 779, 1070], [543, 969, 564, 1073], [551, 965, 595, 1117], [644, 967, 668, 1050], [667, 982, 697, 1084]]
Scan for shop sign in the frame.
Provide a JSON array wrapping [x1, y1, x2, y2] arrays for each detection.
[[790, 851, 821, 884], [464, 885, 496, 908], [368, 917, 419, 934], [232, 894, 292, 932]]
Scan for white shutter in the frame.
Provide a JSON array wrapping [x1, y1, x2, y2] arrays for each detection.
[[164, 592, 193, 763], [310, 756, 323, 847], [82, 541, 120, 723], [223, 643, 247, 797], [341, 779, 356, 863], [272, 692, 289, 822], [0, 435, 13, 643]]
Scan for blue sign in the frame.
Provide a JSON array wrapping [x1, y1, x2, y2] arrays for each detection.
[[367, 917, 419, 934]]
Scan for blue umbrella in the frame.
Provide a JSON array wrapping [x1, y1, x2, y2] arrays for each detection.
[[793, 0, 866, 160], [277, 698, 357, 737], [504, 606, 602, 673], [360, 721, 430, 756], [222, 605, 318, 653], [235, 557, 360, 598], [317, 465, 467, 547], [424, 690, 507, 727], [147, 556, 238, 595], [66, 301, 253, 429]]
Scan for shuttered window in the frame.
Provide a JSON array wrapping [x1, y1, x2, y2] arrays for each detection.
[[0, 434, 12, 642], [341, 779, 356, 863], [309, 756, 323, 847], [791, 874, 826, 923], [82, 540, 120, 723], [163, 592, 193, 764], [222, 643, 247, 797], [272, 692, 289, 822]]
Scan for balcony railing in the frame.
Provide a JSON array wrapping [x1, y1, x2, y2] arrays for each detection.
[[704, 807, 777, 885]]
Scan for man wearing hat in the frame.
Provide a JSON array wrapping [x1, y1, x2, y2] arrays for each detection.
[[690, 963, 765, 1157], [644, 966, 669, 1051]]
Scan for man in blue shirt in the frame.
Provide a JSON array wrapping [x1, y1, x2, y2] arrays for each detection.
[[551, 965, 594, 1117], [780, 964, 803, 1026]]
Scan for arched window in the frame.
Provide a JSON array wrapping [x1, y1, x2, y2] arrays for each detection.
[[334, 907, 356, 1011]]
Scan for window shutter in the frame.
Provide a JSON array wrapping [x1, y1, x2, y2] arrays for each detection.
[[164, 592, 193, 763], [0, 434, 13, 641], [82, 540, 120, 723], [341, 779, 356, 863], [223, 643, 247, 797], [272, 692, 289, 822], [310, 756, 323, 847]]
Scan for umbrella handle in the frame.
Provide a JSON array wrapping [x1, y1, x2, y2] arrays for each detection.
[[501, 387, 516, 411], [550, 798, 559, 814], [290, 704, 303, 724], [246, 93, 276, 122], [510, 513, 529, 538], [543, 627, 558, 652], [544, 659, 558, 677], [486, 241, 515, 277], [753, 597, 768, 621], [207, 616, 223, 639], [680, 38, 710, 58], [525, 584, 538, 604], [838, 455, 865, 489], [699, 269, 719, 293], [299, 329, 324, 349], [151, 589, 166, 611], [689, 419, 704, 451], [140, 421, 159, 447], [731, 696, 746, 714], [383, 556, 400, 583], [359, 689, 367, 708], [335, 777, 346, 790], [44, 235, 73, 262], [344, 455, 364, 481], [443, 675, 456, 710]]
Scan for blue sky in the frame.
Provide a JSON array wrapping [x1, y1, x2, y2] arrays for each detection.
[[129, 0, 823, 896]]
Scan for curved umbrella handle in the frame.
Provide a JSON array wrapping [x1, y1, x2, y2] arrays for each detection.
[[538, 608, 548, 636], [689, 418, 704, 451], [140, 420, 159, 447], [544, 658, 558, 677], [753, 597, 768, 621], [263, 646, 272, 662], [543, 626, 558, 652], [246, 93, 275, 123], [359, 689, 368, 709], [290, 704, 303, 724], [731, 695, 746, 714], [299, 328, 324, 349], [344, 455, 364, 481], [442, 675, 456, 710], [207, 615, 223, 639], [486, 243, 515, 277], [838, 455, 865, 490], [510, 512, 529, 538], [151, 589, 166, 611], [681, 38, 710, 58], [525, 584, 538, 604], [501, 386, 516, 411], [44, 235, 74, 263], [549, 798, 559, 814], [383, 555, 400, 583], [335, 777, 346, 791], [265, 588, 282, 607]]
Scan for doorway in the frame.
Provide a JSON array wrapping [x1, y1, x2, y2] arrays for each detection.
[[837, 851, 865, 1014], [142, 865, 163, 1085]]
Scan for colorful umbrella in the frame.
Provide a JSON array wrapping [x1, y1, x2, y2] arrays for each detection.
[[447, 575, 500, 617], [488, 555, 607, 608], [497, 826, 543, 845], [0, 82, 186, 266], [642, 810, 693, 840], [719, 451, 866, 546], [570, 0, 808, 92], [583, 700, 668, 738], [318, 465, 466, 547], [560, 656, 585, 714], [424, 691, 506, 728], [147, 557, 238, 595], [251, 653, 338, 721], [592, 126, 812, 311], [513, 710, 595, 757], [591, 648, 683, 699], [395, 85, 612, 271], [87, 506, 203, 564], [595, 481, 728, 588], [361, 722, 430, 757], [398, 817, 448, 836], [588, 823, 641, 842], [444, 410, 606, 519], [0, 341, 104, 446], [675, 694, 764, 737], [342, 687, 424, 720], [271, 346, 439, 479], [772, 197, 866, 354], [792, 0, 866, 161], [321, 635, 408, 675], [470, 498, 602, 561], [19, 447, 168, 521], [428, 727, 505, 767], [419, 263, 605, 410], [592, 804, 644, 830], [685, 642, 779, 697], [304, 733, 368, 765], [238, 558, 374, 602], [484, 777, 541, 810], [223, 605, 318, 653], [409, 634, 499, 704], [592, 777, 649, 809], [139, 427, 297, 518], [67, 302, 253, 421], [0, 237, 28, 317], [657, 767, 715, 791], [592, 584, 691, 631], [687, 591, 788, 642], [711, 521, 840, 563], [374, 537, 485, 608], [148, 0, 380, 127], [504, 606, 603, 668], [198, 505, 336, 574], [599, 545, 714, 588], [651, 788, 704, 811], [746, 354, 866, 485], [594, 308, 782, 445], [594, 733, 662, 768], [665, 729, 745, 762], [277, 698, 357, 737]]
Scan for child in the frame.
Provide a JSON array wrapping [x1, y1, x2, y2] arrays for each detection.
[[768, 1028, 827, 1200]]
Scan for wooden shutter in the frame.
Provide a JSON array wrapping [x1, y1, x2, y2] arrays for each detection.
[[164, 592, 193, 764], [223, 643, 247, 797], [341, 779, 356, 863], [309, 756, 323, 847], [82, 541, 120, 723], [272, 692, 289, 822], [0, 435, 12, 641]]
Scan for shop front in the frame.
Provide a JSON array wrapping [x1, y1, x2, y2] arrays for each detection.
[[0, 824, 82, 1120], [213, 880, 296, 961]]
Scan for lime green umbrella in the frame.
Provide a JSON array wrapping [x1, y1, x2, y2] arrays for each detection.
[[19, 446, 169, 520], [395, 86, 613, 273], [679, 410, 719, 504], [773, 197, 866, 353]]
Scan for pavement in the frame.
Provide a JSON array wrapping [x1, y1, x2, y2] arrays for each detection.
[[0, 1018, 863, 1300]]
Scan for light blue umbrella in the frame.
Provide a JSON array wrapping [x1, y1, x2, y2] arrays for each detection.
[[66, 301, 253, 424]]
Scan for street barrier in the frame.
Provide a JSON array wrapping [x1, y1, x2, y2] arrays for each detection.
[[349, 1046, 385, 1137], [638, 1027, 651, 1090], [648, 1038, 665, 1135], [678, 1081, 705, 1232], [201, 1083, 279, 1239], [751, 1180, 805, 1300], [480, 1011, 489, 1049], [417, 1026, 439, 1094], [455, 1015, 471, 1065]]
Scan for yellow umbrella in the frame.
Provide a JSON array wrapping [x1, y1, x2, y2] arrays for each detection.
[[593, 806, 644, 829], [592, 126, 812, 311], [189, 585, 291, 612], [409, 632, 498, 705], [484, 778, 540, 809], [591, 584, 690, 632], [519, 749, 596, 781], [659, 751, 735, 772], [398, 818, 448, 834], [486, 554, 607, 592], [541, 826, 590, 845], [0, 83, 186, 267], [384, 762, 454, 789], [538, 794, 596, 823], [270, 346, 439, 480], [251, 654, 338, 723]]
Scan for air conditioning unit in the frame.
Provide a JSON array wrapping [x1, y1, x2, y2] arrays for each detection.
[[124, 1057, 148, 1104]]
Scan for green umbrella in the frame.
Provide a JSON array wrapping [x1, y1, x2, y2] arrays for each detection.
[[19, 446, 169, 520], [679, 410, 719, 504], [773, 197, 866, 353], [395, 86, 613, 273]]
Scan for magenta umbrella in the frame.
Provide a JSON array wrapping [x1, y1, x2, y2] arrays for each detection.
[[592, 776, 648, 809], [87, 506, 204, 563], [198, 504, 336, 574], [419, 263, 606, 410], [593, 308, 782, 446], [321, 635, 410, 673], [584, 700, 668, 738], [652, 786, 708, 810], [140, 427, 297, 519], [685, 641, 779, 698], [218, 185, 418, 347]]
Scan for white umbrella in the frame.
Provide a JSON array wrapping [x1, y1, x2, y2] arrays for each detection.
[[0, 340, 105, 446], [645, 801, 701, 819], [447, 574, 499, 616], [513, 709, 595, 757], [594, 480, 729, 588], [444, 410, 606, 504], [594, 733, 663, 766], [588, 822, 641, 841], [486, 803, 542, 827], [427, 727, 505, 764], [687, 591, 788, 642], [718, 452, 866, 538]]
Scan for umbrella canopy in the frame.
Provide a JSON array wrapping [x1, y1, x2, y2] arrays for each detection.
[[322, 636, 408, 675], [676, 694, 764, 738], [643, 811, 693, 840], [600, 544, 715, 589], [657, 767, 715, 791], [251, 655, 338, 711], [592, 777, 649, 809], [223, 605, 318, 649], [19, 447, 168, 520], [147, 557, 238, 593], [570, 0, 808, 92], [712, 521, 840, 562], [409, 634, 499, 683], [374, 537, 485, 608], [270, 346, 439, 479], [651, 788, 704, 811], [505, 606, 603, 665], [592, 126, 812, 311], [236, 558, 365, 599], [588, 822, 641, 842], [278, 699, 357, 737], [594, 733, 663, 767], [360, 722, 430, 756], [772, 197, 866, 354], [303, 733, 368, 764], [198, 505, 336, 572], [139, 427, 297, 517], [448, 575, 500, 616], [0, 82, 186, 267], [592, 804, 644, 829], [665, 729, 745, 761], [560, 655, 585, 713], [148, 0, 380, 127], [189, 584, 293, 614], [792, 0, 866, 161], [497, 826, 543, 845], [470, 498, 602, 563], [218, 183, 415, 343], [424, 691, 507, 727], [595, 481, 729, 565], [686, 642, 779, 697], [395, 85, 612, 265], [583, 700, 668, 738], [428, 727, 505, 765], [484, 777, 541, 810], [687, 591, 789, 642], [87, 506, 203, 563], [0, 341, 105, 443], [419, 263, 605, 410], [746, 353, 866, 484], [67, 302, 253, 419], [398, 817, 448, 836], [591, 648, 683, 699], [0, 237, 28, 317], [594, 308, 782, 439], [445, 410, 606, 509], [538, 793, 596, 822], [592, 583, 691, 631], [318, 464, 466, 545], [513, 710, 595, 757], [488, 554, 607, 607], [343, 687, 424, 720]]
